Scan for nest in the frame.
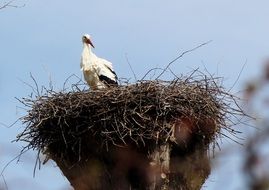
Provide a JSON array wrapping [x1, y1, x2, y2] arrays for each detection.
[[16, 71, 247, 189], [17, 73, 242, 164]]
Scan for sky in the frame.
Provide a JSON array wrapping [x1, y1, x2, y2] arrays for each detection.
[[1, 0, 269, 189]]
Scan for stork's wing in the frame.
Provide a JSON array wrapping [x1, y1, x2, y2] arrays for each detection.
[[97, 59, 118, 78], [98, 75, 118, 85], [100, 58, 113, 69], [95, 58, 118, 85], [103, 64, 118, 80]]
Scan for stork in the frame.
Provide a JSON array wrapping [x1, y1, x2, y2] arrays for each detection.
[[80, 34, 118, 89]]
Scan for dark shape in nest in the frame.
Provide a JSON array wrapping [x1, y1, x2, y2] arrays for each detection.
[[16, 74, 243, 164]]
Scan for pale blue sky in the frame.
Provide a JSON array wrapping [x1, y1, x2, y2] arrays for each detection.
[[1, 0, 269, 189]]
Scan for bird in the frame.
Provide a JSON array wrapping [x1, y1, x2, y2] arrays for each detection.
[[80, 34, 118, 89]]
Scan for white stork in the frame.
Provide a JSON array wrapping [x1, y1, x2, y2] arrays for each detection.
[[80, 34, 118, 89]]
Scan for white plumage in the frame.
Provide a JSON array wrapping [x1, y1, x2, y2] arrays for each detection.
[[80, 34, 118, 89]]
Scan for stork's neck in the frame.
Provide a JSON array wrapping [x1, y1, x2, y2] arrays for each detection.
[[81, 43, 95, 69], [83, 43, 93, 54]]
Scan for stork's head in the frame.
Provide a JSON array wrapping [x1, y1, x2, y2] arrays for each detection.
[[82, 34, 95, 48]]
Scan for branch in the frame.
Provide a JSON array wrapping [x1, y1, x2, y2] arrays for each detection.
[[155, 40, 212, 79]]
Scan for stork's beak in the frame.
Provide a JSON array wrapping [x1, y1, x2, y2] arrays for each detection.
[[86, 39, 95, 48]]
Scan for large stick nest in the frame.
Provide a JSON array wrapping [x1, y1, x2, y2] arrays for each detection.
[[17, 73, 243, 163]]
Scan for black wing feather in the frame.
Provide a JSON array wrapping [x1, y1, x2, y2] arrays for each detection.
[[104, 65, 118, 80], [98, 75, 118, 85]]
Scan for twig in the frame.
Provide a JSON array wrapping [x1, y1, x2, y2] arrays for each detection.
[[125, 53, 137, 82], [0, 118, 21, 129], [141, 68, 165, 81], [1, 174, 8, 190], [30, 73, 40, 97], [155, 40, 212, 79], [0, 0, 25, 9], [0, 149, 29, 177], [33, 149, 41, 177], [228, 60, 247, 93]]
